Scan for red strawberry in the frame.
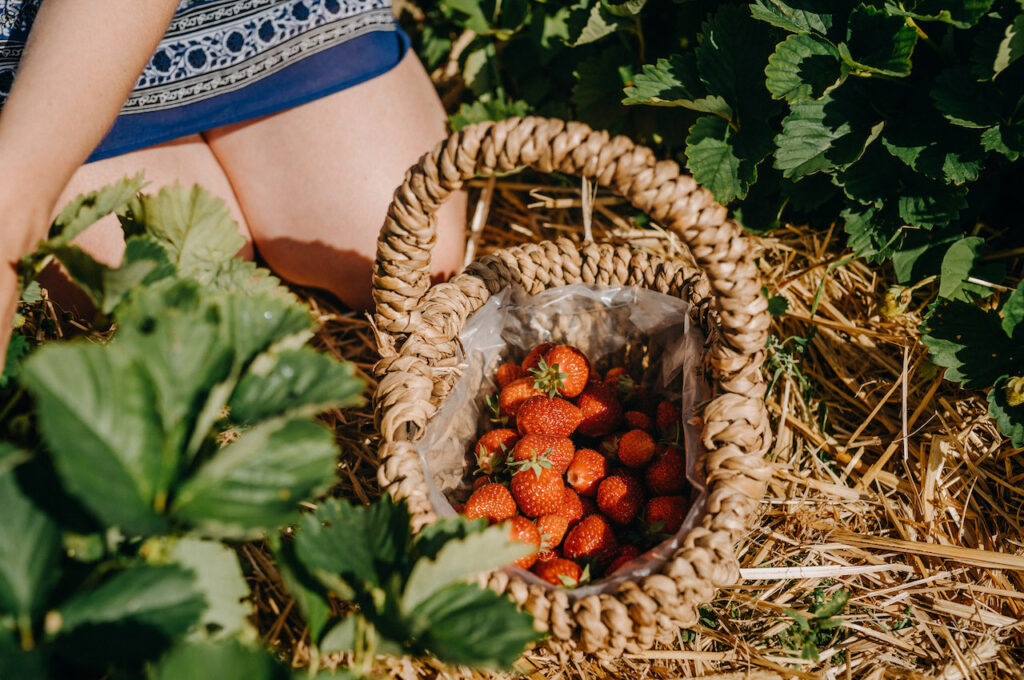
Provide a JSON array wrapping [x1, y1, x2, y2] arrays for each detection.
[[644, 496, 688, 534], [656, 400, 681, 437], [510, 459, 565, 518], [645, 445, 687, 495], [607, 545, 641, 574], [575, 383, 623, 437], [472, 476, 490, 491], [563, 515, 618, 563], [565, 448, 608, 497], [536, 548, 560, 562], [508, 516, 541, 570], [452, 503, 465, 514], [557, 487, 584, 527], [474, 428, 519, 474], [532, 557, 582, 587], [464, 483, 517, 524], [580, 495, 599, 519], [618, 429, 656, 468], [532, 345, 589, 398], [516, 396, 583, 437], [511, 434, 575, 474], [599, 433, 623, 460], [496, 362, 527, 389], [521, 342, 556, 372], [604, 367, 630, 385], [624, 410, 655, 433], [596, 475, 644, 525], [499, 377, 544, 417], [535, 513, 569, 551]]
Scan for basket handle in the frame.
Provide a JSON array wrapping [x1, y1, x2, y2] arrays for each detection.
[[372, 117, 769, 386]]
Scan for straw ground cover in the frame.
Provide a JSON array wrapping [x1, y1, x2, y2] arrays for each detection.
[[236, 175, 1024, 678]]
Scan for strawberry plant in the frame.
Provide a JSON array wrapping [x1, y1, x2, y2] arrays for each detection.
[[0, 178, 543, 678], [407, 0, 1024, 444]]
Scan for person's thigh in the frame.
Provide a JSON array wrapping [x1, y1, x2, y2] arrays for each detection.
[[203, 50, 466, 311], [52, 134, 252, 267]]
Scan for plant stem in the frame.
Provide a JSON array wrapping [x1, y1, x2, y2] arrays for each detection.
[[0, 386, 25, 425]]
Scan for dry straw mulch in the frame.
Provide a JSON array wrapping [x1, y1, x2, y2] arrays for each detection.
[[247, 174, 1024, 680]]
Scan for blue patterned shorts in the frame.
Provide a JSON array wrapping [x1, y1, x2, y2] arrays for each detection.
[[0, 0, 409, 161]]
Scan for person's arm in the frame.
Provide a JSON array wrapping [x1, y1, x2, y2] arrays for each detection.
[[0, 0, 179, 366]]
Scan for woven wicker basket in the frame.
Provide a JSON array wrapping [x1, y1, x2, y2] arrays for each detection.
[[371, 117, 772, 655]]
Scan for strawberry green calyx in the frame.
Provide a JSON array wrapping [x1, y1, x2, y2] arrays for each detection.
[[1007, 377, 1024, 407], [530, 358, 568, 398], [509, 449, 554, 478]]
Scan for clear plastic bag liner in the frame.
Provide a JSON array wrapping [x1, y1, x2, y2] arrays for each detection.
[[413, 283, 709, 599]]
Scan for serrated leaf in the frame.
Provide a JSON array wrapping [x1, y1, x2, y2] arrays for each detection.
[[765, 33, 846, 102], [443, 0, 493, 34], [20, 342, 168, 535], [294, 496, 413, 594], [119, 184, 246, 279], [150, 639, 291, 680], [989, 379, 1024, 447], [573, 46, 634, 128], [982, 124, 1022, 160], [931, 67, 1001, 128], [881, 114, 984, 185], [450, 96, 532, 131], [774, 87, 883, 178], [837, 5, 917, 77], [813, 590, 849, 618], [749, 0, 836, 34], [0, 467, 60, 624], [166, 538, 253, 641], [622, 54, 733, 118], [842, 204, 899, 261], [100, 236, 177, 314], [31, 243, 106, 307], [696, 5, 780, 115], [51, 173, 147, 243], [995, 12, 1024, 75], [217, 294, 315, 371], [409, 582, 543, 669], [194, 257, 296, 303], [685, 116, 756, 203], [19, 281, 42, 303], [922, 300, 1021, 388], [767, 295, 790, 316], [1, 334, 30, 389], [885, 0, 994, 29], [413, 515, 488, 561], [269, 534, 332, 645], [228, 348, 364, 425], [891, 227, 962, 283], [402, 524, 529, 612], [54, 564, 205, 666], [460, 42, 495, 96], [172, 418, 337, 540], [602, 0, 646, 16], [566, 1, 628, 45], [1003, 281, 1024, 337], [897, 177, 969, 228]]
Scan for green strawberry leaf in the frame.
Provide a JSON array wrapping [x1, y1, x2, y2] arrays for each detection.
[[149, 639, 292, 680], [165, 538, 254, 641], [938, 237, 1003, 301], [1002, 281, 1024, 337], [685, 116, 757, 203], [268, 533, 332, 646], [994, 11, 1024, 76], [572, 46, 634, 129], [450, 96, 531, 131], [566, 1, 628, 46], [837, 5, 918, 77], [921, 299, 1023, 388], [931, 67, 1002, 128], [602, 0, 646, 17], [989, 378, 1024, 447], [696, 5, 779, 116], [880, 107, 984, 185], [982, 124, 1022, 160], [0, 628, 47, 679], [317, 616, 357, 654], [401, 524, 529, 612], [100, 236, 177, 314], [198, 258, 297, 304], [294, 496, 413, 596], [53, 564, 205, 666], [622, 53, 733, 118], [774, 86, 883, 178], [885, 0, 995, 29], [765, 33, 847, 102], [51, 173, 147, 242], [413, 515, 488, 561], [0, 334, 30, 389], [171, 418, 338, 540], [408, 582, 543, 669], [0, 466, 60, 625], [228, 347, 365, 425], [749, 0, 837, 35]]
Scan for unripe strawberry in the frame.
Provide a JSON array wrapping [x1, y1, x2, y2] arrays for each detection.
[[508, 516, 541, 569], [575, 383, 623, 437], [496, 362, 527, 389], [510, 460, 565, 517], [511, 434, 574, 474], [464, 483, 516, 524], [565, 448, 608, 497], [516, 396, 583, 437], [474, 428, 519, 474], [532, 557, 582, 587], [499, 377, 544, 417], [563, 515, 617, 563], [596, 475, 644, 525], [521, 342, 556, 372], [645, 445, 687, 495], [618, 429, 656, 467], [644, 495, 688, 534]]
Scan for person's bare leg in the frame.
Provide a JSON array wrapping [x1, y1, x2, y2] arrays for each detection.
[[203, 50, 465, 311], [41, 134, 251, 316]]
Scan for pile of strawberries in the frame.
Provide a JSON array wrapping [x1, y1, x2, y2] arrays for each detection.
[[453, 341, 691, 588]]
